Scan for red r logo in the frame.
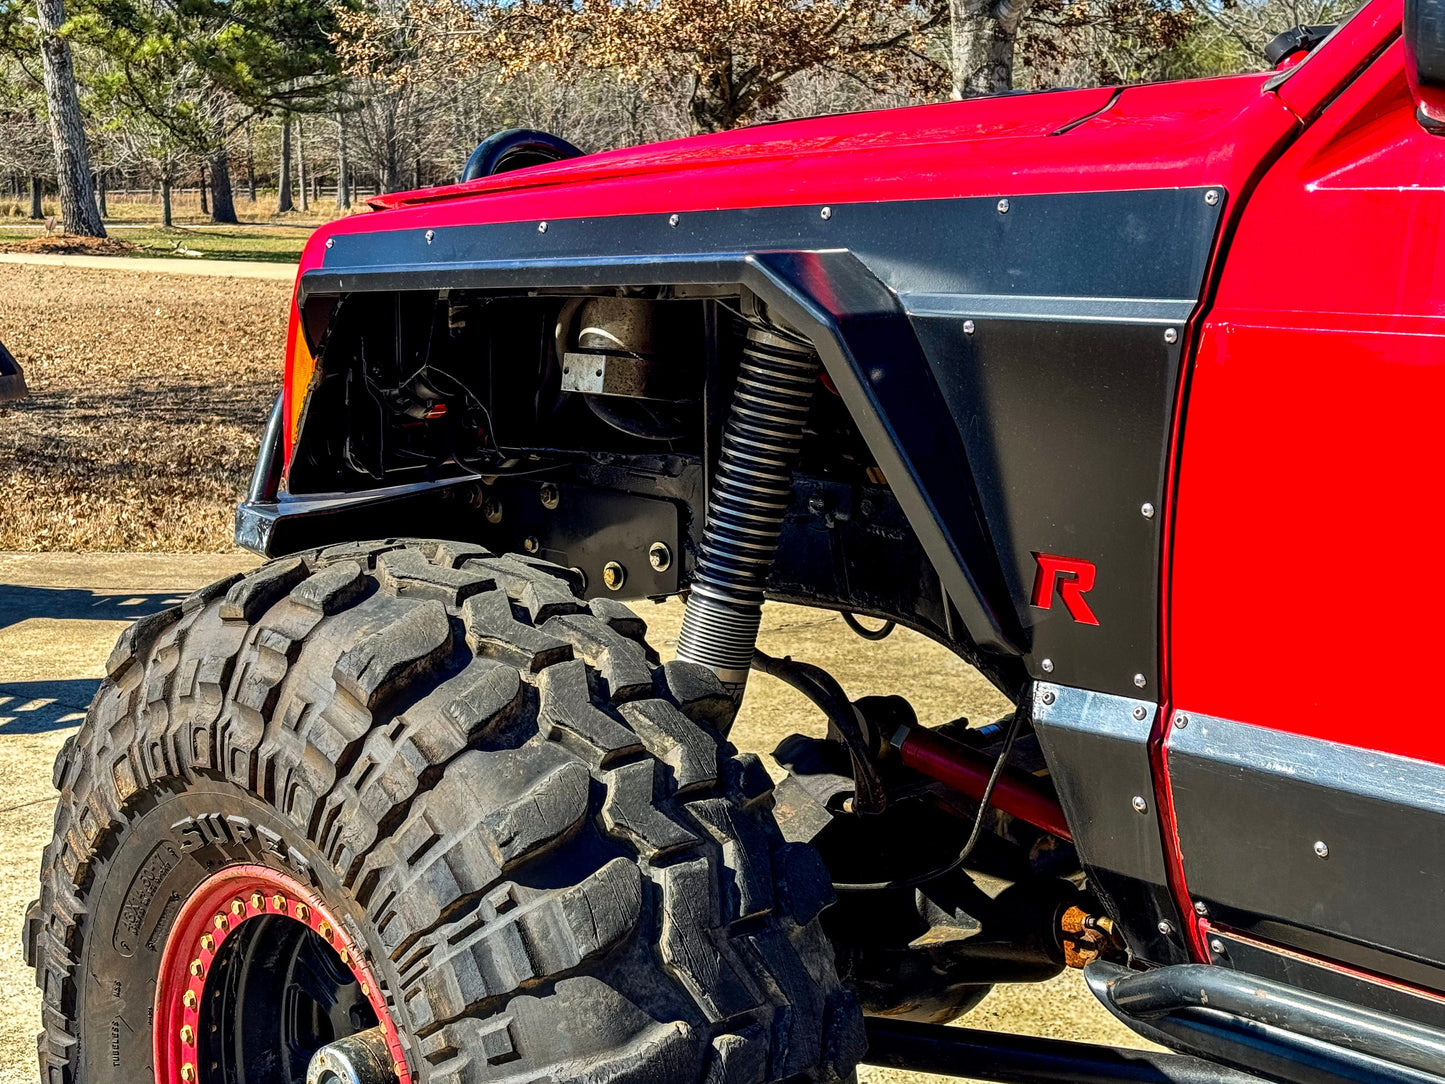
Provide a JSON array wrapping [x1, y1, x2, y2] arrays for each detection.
[[1031, 554, 1100, 626]]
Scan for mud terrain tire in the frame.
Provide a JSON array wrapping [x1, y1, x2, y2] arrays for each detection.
[[26, 539, 864, 1084]]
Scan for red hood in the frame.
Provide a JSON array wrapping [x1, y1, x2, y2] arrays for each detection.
[[307, 0, 1395, 258]]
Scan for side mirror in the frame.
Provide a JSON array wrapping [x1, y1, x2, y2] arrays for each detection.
[[1405, 0, 1445, 130]]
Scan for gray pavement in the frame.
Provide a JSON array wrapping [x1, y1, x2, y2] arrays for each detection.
[[0, 551, 1149, 1083]]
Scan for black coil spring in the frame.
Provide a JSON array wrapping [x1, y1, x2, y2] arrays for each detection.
[[676, 324, 821, 699]]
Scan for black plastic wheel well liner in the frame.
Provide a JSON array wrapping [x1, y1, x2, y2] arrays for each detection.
[[297, 247, 1024, 658]]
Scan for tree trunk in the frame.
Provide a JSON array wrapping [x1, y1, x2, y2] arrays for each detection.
[[35, 0, 106, 236], [29, 176, 43, 219], [277, 118, 294, 213], [199, 165, 208, 215], [160, 176, 173, 227], [96, 170, 106, 218], [297, 117, 309, 211], [413, 157, 422, 189], [950, 0, 1030, 97], [336, 112, 350, 210], [245, 121, 257, 201], [210, 149, 238, 224]]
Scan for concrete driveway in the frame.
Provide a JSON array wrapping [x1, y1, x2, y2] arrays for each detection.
[[0, 551, 1147, 1083]]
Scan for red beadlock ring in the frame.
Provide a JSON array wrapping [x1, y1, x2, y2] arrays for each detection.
[[153, 864, 410, 1084]]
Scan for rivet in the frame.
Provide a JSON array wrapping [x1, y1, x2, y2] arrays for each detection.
[[1164, 327, 1179, 344], [997, 198, 1010, 213], [668, 213, 679, 227], [230, 898, 246, 916], [1194, 901, 1209, 916], [602, 561, 627, 591], [250, 892, 265, 910], [183, 990, 197, 1010], [1211, 937, 1226, 954], [180, 1024, 195, 1045], [1174, 713, 1189, 729], [1132, 795, 1148, 814], [424, 229, 435, 244], [181, 1064, 196, 1083], [189, 959, 204, 978], [523, 536, 540, 554], [271, 893, 287, 911], [820, 206, 832, 220], [1158, 920, 1175, 936], [1133, 673, 1146, 688], [1040, 658, 1054, 673], [1141, 502, 1155, 519], [537, 221, 547, 233], [324, 237, 334, 249], [213, 914, 228, 931], [963, 320, 976, 335], [648, 542, 671, 572], [200, 934, 214, 953], [318, 921, 332, 940], [1205, 189, 1220, 205], [295, 903, 310, 922], [1132, 706, 1148, 721], [1314, 840, 1329, 859]]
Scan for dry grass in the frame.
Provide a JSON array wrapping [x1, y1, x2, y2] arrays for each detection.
[[0, 236, 137, 257], [0, 265, 287, 550]]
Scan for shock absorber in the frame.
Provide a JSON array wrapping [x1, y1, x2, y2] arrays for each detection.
[[676, 322, 821, 706]]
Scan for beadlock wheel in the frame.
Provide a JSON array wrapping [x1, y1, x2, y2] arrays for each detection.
[[26, 539, 864, 1084]]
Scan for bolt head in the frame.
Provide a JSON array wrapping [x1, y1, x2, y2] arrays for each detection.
[[537, 221, 547, 233], [1164, 327, 1179, 344], [183, 990, 197, 1010], [570, 566, 587, 591], [1132, 795, 1148, 814], [1132, 705, 1148, 721], [1133, 673, 1146, 688], [482, 496, 503, 524], [1205, 189, 1220, 205], [820, 206, 832, 220], [963, 319, 976, 335], [539, 482, 560, 510], [1141, 502, 1155, 519], [425, 229, 435, 244], [868, 366, 885, 383], [668, 213, 679, 226], [1194, 900, 1209, 916], [1174, 712, 1190, 729], [180, 1024, 195, 1045], [1314, 840, 1329, 859], [1158, 920, 1175, 936], [997, 198, 1010, 213], [271, 893, 286, 910], [523, 536, 540, 554], [295, 903, 310, 922], [324, 237, 334, 249], [603, 561, 626, 591], [648, 542, 672, 572], [1040, 689, 1056, 705], [1041, 657, 1054, 673], [1211, 938, 1225, 954]]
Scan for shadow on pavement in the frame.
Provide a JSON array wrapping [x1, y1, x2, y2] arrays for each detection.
[[0, 679, 98, 732], [0, 584, 184, 630]]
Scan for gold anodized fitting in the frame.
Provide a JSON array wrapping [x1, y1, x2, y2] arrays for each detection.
[[180, 1024, 194, 1045], [182, 990, 197, 1010], [213, 914, 228, 931], [360, 982, 370, 996], [181, 1064, 196, 1083], [318, 921, 332, 940], [295, 903, 310, 922], [200, 934, 214, 953], [250, 891, 265, 910], [188, 960, 204, 978], [271, 893, 287, 910], [338, 947, 349, 964], [230, 898, 246, 916]]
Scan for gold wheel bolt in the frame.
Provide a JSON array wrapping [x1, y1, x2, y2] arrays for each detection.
[[188, 960, 204, 978], [250, 891, 265, 910], [318, 921, 332, 940], [230, 898, 246, 916], [338, 947, 349, 964], [183, 990, 197, 1010], [180, 1025, 194, 1045], [271, 893, 287, 910], [213, 914, 228, 931], [200, 934, 214, 953], [295, 903, 310, 922], [181, 1064, 196, 1083], [360, 982, 370, 997], [394, 1062, 406, 1077]]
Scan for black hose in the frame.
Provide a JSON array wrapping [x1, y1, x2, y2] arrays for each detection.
[[843, 612, 896, 641]]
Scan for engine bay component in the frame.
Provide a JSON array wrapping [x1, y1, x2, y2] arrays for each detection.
[[306, 1027, 395, 1084], [675, 322, 822, 699]]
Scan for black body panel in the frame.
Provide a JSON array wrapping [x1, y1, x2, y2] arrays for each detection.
[[1170, 711, 1445, 994], [277, 189, 1223, 697]]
